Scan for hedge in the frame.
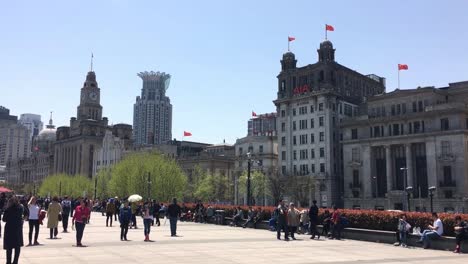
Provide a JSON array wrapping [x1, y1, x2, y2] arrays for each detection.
[[181, 203, 468, 237]]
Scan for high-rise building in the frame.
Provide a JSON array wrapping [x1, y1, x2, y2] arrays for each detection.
[[133, 71, 172, 146], [54, 70, 132, 178], [19, 113, 43, 141], [0, 106, 31, 167], [342, 81, 468, 212], [248, 113, 277, 136], [274, 40, 386, 207]]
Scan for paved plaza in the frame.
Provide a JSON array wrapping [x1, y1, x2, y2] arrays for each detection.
[[1, 212, 467, 264]]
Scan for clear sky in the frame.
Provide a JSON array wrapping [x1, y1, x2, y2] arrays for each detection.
[[1, 0, 468, 144]]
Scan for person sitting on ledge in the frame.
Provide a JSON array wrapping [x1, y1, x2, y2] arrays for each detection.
[[242, 207, 256, 228], [231, 207, 243, 227], [453, 215, 467, 253], [417, 212, 443, 249]]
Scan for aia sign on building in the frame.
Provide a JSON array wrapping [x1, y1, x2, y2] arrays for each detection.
[[293, 84, 310, 95]]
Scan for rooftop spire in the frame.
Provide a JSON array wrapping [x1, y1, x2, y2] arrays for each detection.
[[90, 52, 94, 72], [46, 111, 55, 129]]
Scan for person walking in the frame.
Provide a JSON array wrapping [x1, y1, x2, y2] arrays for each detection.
[[287, 203, 300, 240], [152, 200, 160, 226], [119, 202, 131, 241], [3, 196, 24, 264], [27, 196, 41, 246], [142, 201, 154, 241], [47, 196, 62, 239], [106, 199, 116, 227], [0, 193, 7, 238], [167, 198, 181, 237], [309, 200, 321, 239], [61, 196, 72, 233], [330, 206, 342, 240], [114, 198, 121, 222], [72, 199, 90, 247], [275, 200, 289, 241]]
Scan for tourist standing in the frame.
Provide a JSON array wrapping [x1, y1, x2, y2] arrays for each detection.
[[114, 198, 121, 222], [61, 196, 71, 233], [47, 196, 62, 239], [152, 200, 161, 226], [330, 206, 341, 240], [3, 196, 24, 264], [0, 193, 7, 238], [309, 200, 320, 239], [119, 202, 131, 241], [27, 196, 41, 246], [453, 215, 467, 253], [142, 201, 154, 241], [167, 198, 181, 237], [130, 202, 138, 229], [106, 199, 116, 227], [287, 203, 300, 240], [275, 200, 289, 241], [397, 214, 411, 247], [72, 199, 90, 247]]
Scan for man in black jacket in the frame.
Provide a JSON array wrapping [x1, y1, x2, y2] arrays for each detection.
[[276, 200, 289, 241], [167, 198, 181, 237], [309, 200, 321, 239]]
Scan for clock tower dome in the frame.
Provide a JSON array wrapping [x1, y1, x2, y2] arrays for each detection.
[[77, 71, 103, 120]]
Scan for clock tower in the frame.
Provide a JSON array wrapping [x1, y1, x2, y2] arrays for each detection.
[[77, 71, 103, 120]]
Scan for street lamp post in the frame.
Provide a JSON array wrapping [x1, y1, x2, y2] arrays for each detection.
[[429, 186, 436, 213], [147, 172, 152, 200], [405, 186, 413, 212], [247, 154, 252, 206], [372, 176, 378, 198]]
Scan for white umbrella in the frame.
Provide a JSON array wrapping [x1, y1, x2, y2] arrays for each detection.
[[128, 194, 143, 203]]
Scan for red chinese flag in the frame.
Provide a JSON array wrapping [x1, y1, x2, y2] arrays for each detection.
[[398, 64, 409, 70], [183, 131, 192, 137], [288, 36, 295, 42], [252, 111, 257, 117], [326, 24, 335, 31]]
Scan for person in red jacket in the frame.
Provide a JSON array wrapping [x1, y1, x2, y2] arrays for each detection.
[[72, 199, 90, 247], [330, 206, 341, 240]]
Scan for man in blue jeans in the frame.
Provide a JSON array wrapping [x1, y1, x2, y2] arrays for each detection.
[[418, 212, 444, 249], [167, 198, 181, 237]]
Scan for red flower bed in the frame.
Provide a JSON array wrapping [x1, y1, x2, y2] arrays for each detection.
[[180, 203, 468, 237]]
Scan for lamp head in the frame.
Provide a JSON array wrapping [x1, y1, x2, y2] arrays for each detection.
[[429, 186, 436, 192]]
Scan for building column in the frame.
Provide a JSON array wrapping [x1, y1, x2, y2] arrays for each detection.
[[385, 145, 392, 192], [405, 144, 413, 188], [425, 140, 437, 190], [362, 145, 372, 198]]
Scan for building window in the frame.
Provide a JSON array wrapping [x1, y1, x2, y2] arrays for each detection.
[[300, 134, 308, 145], [293, 108, 296, 116], [412, 101, 417, 112], [319, 132, 324, 142], [259, 145, 263, 153], [300, 149, 308, 160], [352, 148, 360, 162], [299, 120, 308, 130], [311, 133, 315, 143], [239, 148, 243, 154], [311, 164, 315, 173], [353, 170, 360, 186], [351, 129, 358, 139], [293, 150, 297, 160], [443, 166, 452, 183], [319, 103, 324, 111], [320, 147, 325, 158], [441, 141, 451, 156], [311, 118, 314, 128], [281, 122, 285, 132], [293, 121, 297, 131], [310, 105, 314, 113], [319, 117, 324, 126], [311, 149, 315, 159], [418, 101, 423, 112], [299, 106, 307, 115], [392, 124, 400, 136], [281, 110, 286, 117], [281, 166, 286, 175], [281, 151, 286, 161], [281, 137, 286, 146], [440, 118, 449, 131], [391, 105, 395, 116], [320, 163, 325, 173], [293, 165, 297, 174], [293, 136, 297, 145]]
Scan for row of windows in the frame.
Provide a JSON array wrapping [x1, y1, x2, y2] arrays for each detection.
[[238, 145, 264, 155], [281, 132, 326, 146], [284, 163, 325, 175], [282, 102, 356, 118], [281, 148, 325, 160]]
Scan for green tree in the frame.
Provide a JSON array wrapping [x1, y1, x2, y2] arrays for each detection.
[[95, 167, 113, 199], [194, 172, 229, 202], [38, 174, 92, 198], [239, 170, 270, 205], [108, 151, 187, 201]]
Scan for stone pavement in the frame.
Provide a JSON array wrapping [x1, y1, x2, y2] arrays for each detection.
[[1, 212, 467, 264]]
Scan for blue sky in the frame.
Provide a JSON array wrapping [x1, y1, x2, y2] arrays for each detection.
[[1, 0, 467, 144]]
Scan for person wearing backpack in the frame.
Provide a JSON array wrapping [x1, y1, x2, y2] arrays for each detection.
[[61, 196, 72, 233]]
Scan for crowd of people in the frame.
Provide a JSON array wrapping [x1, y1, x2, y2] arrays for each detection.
[[0, 192, 467, 263]]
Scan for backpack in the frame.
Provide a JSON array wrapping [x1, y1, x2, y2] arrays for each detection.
[[340, 216, 349, 227]]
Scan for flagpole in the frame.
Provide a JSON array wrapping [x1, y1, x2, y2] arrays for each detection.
[[325, 24, 327, 40], [398, 68, 400, 90], [288, 37, 290, 51]]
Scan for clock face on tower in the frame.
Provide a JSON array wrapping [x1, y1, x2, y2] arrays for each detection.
[[89, 92, 98, 101]]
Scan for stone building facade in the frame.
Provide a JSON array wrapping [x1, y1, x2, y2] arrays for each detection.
[[274, 40, 386, 207], [54, 71, 132, 178], [248, 113, 277, 136], [342, 82, 468, 213], [133, 71, 172, 146]]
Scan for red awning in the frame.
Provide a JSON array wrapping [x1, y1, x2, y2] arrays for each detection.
[[0, 186, 13, 193]]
